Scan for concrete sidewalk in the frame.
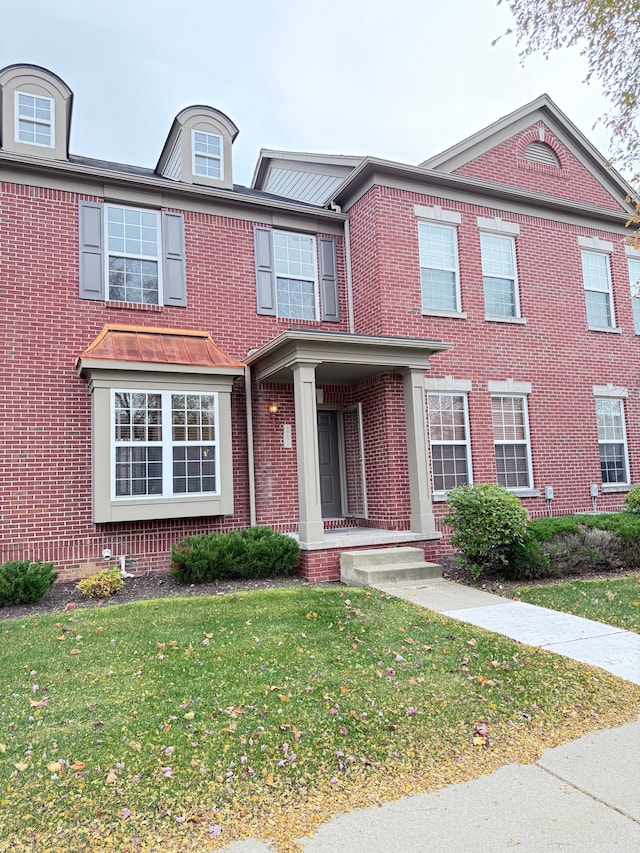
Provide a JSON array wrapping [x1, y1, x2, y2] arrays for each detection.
[[220, 580, 640, 852]]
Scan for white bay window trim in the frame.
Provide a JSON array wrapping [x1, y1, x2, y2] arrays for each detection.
[[111, 389, 220, 502]]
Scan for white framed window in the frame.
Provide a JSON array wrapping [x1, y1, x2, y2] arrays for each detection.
[[273, 230, 319, 320], [491, 395, 533, 490], [480, 233, 520, 318], [15, 91, 54, 147], [427, 393, 472, 493], [112, 390, 218, 500], [595, 398, 629, 486], [627, 256, 640, 333], [418, 223, 461, 313], [581, 250, 615, 329], [192, 130, 223, 179], [106, 205, 161, 305]]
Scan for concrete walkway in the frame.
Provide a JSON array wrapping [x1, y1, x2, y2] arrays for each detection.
[[219, 580, 640, 852]]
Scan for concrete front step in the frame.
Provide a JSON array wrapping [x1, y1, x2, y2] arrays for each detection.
[[340, 547, 442, 587]]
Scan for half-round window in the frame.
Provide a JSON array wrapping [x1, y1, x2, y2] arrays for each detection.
[[525, 141, 560, 167]]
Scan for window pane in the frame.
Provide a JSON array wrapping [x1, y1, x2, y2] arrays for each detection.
[[492, 397, 525, 441], [421, 269, 457, 311], [585, 290, 612, 328], [480, 234, 514, 277], [173, 446, 216, 494], [431, 444, 469, 492], [628, 258, 640, 333], [495, 444, 530, 488], [483, 276, 516, 317], [581, 251, 610, 291], [108, 257, 158, 304], [596, 399, 623, 441], [600, 443, 627, 484], [276, 276, 316, 320]]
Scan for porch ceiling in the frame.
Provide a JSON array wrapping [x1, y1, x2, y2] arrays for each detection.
[[246, 330, 451, 384]]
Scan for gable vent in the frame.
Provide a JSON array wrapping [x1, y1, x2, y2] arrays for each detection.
[[525, 141, 559, 167]]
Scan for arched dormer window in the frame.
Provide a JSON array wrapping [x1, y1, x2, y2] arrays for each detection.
[[0, 64, 72, 160], [156, 106, 239, 190], [525, 141, 560, 168]]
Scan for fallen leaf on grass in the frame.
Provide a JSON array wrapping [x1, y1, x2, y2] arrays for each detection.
[[70, 648, 80, 655]]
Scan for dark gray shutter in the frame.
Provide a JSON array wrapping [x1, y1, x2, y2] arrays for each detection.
[[78, 202, 104, 300], [162, 211, 187, 307], [254, 226, 276, 315], [319, 238, 339, 321]]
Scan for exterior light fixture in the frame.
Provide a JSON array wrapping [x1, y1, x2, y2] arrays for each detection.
[[268, 403, 279, 414]]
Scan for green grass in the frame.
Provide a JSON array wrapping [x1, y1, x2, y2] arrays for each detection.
[[503, 577, 640, 632], [1, 586, 639, 852]]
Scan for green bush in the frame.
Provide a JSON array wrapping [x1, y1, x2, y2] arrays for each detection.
[[529, 515, 580, 542], [576, 512, 640, 539], [76, 566, 124, 598], [624, 484, 640, 514], [0, 559, 58, 606], [171, 526, 300, 585], [443, 484, 532, 580], [507, 533, 550, 581]]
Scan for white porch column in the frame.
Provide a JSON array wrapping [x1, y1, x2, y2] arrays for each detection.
[[292, 362, 324, 543], [402, 368, 436, 535]]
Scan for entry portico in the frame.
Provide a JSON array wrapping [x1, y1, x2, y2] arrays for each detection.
[[247, 331, 451, 549]]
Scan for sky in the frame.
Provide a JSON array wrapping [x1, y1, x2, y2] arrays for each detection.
[[0, 0, 615, 187]]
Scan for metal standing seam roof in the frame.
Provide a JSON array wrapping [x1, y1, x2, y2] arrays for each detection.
[[76, 325, 245, 369]]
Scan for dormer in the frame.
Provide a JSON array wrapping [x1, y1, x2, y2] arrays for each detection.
[[0, 63, 72, 160], [156, 105, 238, 190]]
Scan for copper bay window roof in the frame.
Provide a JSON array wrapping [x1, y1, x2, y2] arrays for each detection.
[[76, 324, 245, 374]]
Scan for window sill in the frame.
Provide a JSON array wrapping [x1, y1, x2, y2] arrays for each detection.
[[602, 483, 631, 494], [588, 325, 622, 334], [422, 309, 467, 320], [508, 488, 540, 498], [485, 315, 527, 325], [106, 301, 164, 312]]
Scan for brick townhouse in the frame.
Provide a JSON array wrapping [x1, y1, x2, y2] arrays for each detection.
[[1, 63, 638, 583]]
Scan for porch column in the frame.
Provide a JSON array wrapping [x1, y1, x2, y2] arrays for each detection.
[[402, 368, 436, 535], [292, 362, 324, 543]]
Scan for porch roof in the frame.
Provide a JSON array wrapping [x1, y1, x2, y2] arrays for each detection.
[[246, 330, 451, 384]]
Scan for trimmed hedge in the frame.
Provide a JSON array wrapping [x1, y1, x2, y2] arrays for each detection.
[[171, 526, 300, 585], [0, 559, 58, 606]]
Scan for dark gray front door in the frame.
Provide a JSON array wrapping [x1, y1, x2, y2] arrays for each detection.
[[317, 410, 342, 518]]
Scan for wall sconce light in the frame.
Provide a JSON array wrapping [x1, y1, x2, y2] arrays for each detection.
[[268, 403, 279, 415]]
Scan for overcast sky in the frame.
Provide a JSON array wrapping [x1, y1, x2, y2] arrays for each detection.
[[1, 0, 614, 186]]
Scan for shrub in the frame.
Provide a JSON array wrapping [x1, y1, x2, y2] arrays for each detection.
[[624, 484, 640, 514], [529, 515, 580, 542], [171, 526, 300, 585], [0, 559, 58, 606], [443, 484, 531, 579], [77, 566, 124, 598], [506, 533, 550, 581]]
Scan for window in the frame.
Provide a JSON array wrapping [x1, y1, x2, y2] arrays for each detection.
[[418, 223, 460, 313], [79, 203, 186, 307], [480, 233, 519, 318], [595, 398, 629, 485], [273, 231, 318, 320], [113, 390, 218, 500], [106, 206, 161, 304], [581, 250, 615, 328], [192, 130, 223, 179], [15, 91, 54, 147], [491, 395, 532, 489], [628, 257, 640, 333], [427, 393, 471, 493]]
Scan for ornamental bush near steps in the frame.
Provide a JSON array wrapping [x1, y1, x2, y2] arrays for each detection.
[[170, 526, 300, 585], [443, 483, 548, 581], [0, 559, 58, 606]]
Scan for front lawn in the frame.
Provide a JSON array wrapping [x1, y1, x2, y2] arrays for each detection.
[[1, 586, 639, 852], [503, 576, 640, 632]]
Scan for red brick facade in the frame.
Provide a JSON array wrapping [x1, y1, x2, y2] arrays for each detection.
[[1, 73, 635, 584]]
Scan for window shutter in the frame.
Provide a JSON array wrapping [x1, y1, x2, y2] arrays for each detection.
[[78, 202, 104, 300], [254, 227, 276, 315], [162, 211, 187, 307], [319, 238, 339, 321]]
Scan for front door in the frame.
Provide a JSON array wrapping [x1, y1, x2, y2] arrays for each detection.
[[317, 410, 342, 518]]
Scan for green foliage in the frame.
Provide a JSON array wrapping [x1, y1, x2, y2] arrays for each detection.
[[529, 515, 580, 541], [576, 512, 640, 539], [76, 566, 124, 598], [171, 526, 300, 585], [443, 484, 530, 579], [0, 559, 58, 606], [623, 484, 640, 514], [507, 533, 550, 581]]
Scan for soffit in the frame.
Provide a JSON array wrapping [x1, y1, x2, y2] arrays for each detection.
[[247, 330, 451, 384], [76, 324, 245, 376]]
